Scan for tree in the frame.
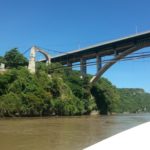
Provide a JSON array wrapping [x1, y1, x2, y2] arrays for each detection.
[[0, 56, 5, 64], [0, 92, 22, 117], [4, 48, 28, 68], [91, 78, 120, 115]]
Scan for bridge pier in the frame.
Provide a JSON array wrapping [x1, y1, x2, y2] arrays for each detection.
[[67, 61, 72, 70], [114, 50, 117, 56], [28, 46, 36, 73], [96, 56, 102, 72], [80, 58, 87, 77]]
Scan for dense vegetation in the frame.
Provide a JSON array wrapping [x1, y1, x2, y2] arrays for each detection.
[[118, 88, 150, 113], [0, 64, 118, 116], [0, 48, 150, 117], [4, 48, 28, 68]]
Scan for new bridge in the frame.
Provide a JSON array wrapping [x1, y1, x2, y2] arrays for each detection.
[[28, 31, 150, 83]]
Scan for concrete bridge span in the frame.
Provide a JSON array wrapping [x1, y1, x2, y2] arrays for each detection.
[[30, 31, 150, 83], [51, 31, 150, 83]]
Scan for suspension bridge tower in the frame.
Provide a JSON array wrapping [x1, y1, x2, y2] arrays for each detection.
[[28, 46, 51, 73]]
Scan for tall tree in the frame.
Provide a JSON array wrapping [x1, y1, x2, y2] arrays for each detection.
[[91, 78, 120, 115], [0, 56, 5, 64], [4, 48, 28, 68]]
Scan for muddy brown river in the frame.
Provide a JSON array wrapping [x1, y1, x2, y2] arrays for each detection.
[[0, 114, 150, 150]]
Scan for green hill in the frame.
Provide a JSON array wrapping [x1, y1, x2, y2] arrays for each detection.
[[118, 88, 150, 113]]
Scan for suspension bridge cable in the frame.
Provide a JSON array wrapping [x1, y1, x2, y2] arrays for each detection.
[[37, 45, 69, 54], [21, 47, 31, 55]]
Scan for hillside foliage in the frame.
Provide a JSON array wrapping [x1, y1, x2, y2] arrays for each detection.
[[118, 88, 150, 113], [0, 48, 150, 117]]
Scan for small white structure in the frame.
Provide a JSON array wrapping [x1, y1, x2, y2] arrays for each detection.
[[84, 122, 150, 150], [0, 63, 5, 72]]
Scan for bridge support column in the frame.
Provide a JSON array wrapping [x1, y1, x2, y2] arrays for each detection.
[[46, 58, 51, 65], [96, 56, 102, 72], [28, 46, 36, 73], [80, 58, 87, 78], [114, 50, 119, 56], [67, 61, 72, 70]]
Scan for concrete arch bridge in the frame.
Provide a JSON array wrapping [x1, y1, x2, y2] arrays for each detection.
[[28, 31, 150, 83]]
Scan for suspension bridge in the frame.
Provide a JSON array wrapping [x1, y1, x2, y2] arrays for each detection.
[[26, 31, 150, 83]]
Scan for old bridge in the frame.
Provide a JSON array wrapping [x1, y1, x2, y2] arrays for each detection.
[[28, 31, 150, 83]]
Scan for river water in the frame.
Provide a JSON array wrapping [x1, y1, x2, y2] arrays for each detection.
[[0, 114, 150, 150]]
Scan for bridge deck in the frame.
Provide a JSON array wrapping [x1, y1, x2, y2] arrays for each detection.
[[51, 31, 150, 64]]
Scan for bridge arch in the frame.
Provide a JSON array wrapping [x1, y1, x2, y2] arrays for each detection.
[[28, 46, 51, 73], [35, 48, 51, 63], [90, 42, 150, 84]]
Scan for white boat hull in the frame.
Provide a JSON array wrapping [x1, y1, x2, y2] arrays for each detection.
[[84, 122, 150, 150]]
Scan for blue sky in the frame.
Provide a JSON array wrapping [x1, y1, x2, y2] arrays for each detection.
[[0, 0, 150, 92]]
